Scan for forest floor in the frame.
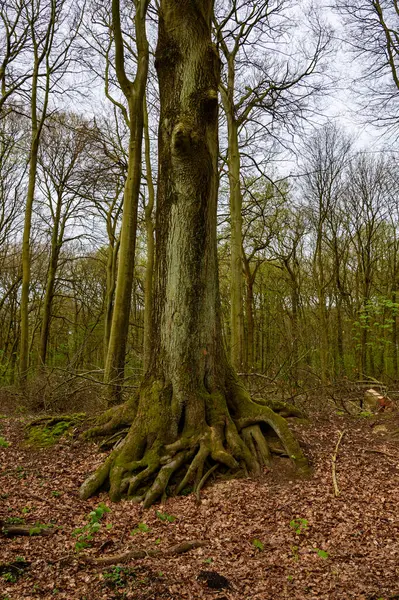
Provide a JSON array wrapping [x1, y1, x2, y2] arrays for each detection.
[[0, 408, 399, 600]]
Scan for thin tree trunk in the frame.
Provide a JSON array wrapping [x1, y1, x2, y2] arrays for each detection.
[[225, 112, 244, 370], [392, 290, 398, 379], [104, 235, 120, 366], [20, 133, 39, 381], [38, 194, 62, 368], [336, 294, 345, 376], [143, 93, 155, 371], [103, 0, 149, 403]]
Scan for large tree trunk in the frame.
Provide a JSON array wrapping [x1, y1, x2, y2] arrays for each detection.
[[80, 0, 308, 508]]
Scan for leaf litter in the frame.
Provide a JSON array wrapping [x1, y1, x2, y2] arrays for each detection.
[[0, 411, 399, 599]]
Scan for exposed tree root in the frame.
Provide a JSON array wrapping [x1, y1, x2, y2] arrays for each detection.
[[83, 397, 137, 440], [80, 539, 207, 566], [80, 371, 309, 507], [251, 398, 305, 419], [196, 464, 218, 504]]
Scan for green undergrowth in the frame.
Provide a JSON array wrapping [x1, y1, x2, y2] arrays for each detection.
[[26, 413, 86, 447], [0, 416, 9, 447], [72, 502, 111, 551], [0, 558, 30, 585], [102, 566, 137, 590]]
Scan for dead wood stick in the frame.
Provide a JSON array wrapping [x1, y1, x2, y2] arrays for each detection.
[[81, 539, 208, 566], [0, 523, 52, 537], [364, 448, 399, 459], [332, 430, 345, 497]]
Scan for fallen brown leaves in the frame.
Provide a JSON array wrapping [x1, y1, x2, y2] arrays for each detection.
[[1, 411, 399, 599]]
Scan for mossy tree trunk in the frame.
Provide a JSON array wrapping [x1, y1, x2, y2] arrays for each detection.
[[80, 0, 308, 508]]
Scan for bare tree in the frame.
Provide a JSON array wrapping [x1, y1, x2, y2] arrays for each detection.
[[214, 0, 331, 370], [0, 0, 31, 115], [335, 0, 399, 132], [301, 123, 352, 383], [19, 0, 84, 382], [36, 112, 92, 368]]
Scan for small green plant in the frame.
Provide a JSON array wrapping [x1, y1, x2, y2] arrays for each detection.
[[4, 516, 25, 525], [314, 548, 329, 559], [72, 503, 111, 552], [0, 437, 9, 448], [290, 518, 308, 535], [287, 575, 294, 582], [130, 522, 150, 535], [16, 466, 26, 479], [29, 522, 51, 535], [252, 539, 264, 551], [203, 557, 213, 564], [2, 572, 17, 583], [51, 491, 61, 497], [103, 566, 135, 589], [22, 507, 31, 514], [359, 410, 373, 418], [291, 545, 299, 561], [155, 510, 176, 523]]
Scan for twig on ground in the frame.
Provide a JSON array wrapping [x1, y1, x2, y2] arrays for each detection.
[[332, 430, 345, 497], [364, 448, 399, 460]]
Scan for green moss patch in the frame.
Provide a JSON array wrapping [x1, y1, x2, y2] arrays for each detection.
[[26, 414, 86, 447]]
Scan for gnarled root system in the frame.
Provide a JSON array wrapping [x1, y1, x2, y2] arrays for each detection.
[[80, 373, 309, 508]]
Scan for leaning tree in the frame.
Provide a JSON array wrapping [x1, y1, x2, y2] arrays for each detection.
[[80, 0, 308, 508]]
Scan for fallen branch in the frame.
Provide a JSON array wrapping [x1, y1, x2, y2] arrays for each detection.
[[0, 523, 52, 537], [81, 539, 207, 566], [364, 448, 399, 460], [332, 430, 345, 497], [237, 372, 276, 382]]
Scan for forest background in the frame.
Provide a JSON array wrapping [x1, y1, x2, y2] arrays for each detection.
[[1, 0, 398, 411]]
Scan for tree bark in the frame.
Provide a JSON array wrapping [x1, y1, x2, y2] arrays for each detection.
[[80, 0, 308, 508]]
